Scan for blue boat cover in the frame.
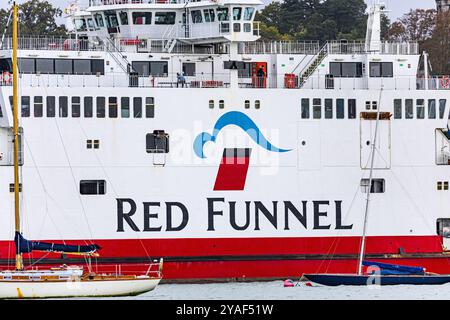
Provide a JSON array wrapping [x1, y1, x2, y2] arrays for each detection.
[[14, 232, 101, 256], [363, 260, 425, 275]]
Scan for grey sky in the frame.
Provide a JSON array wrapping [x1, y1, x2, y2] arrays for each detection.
[[0, 0, 437, 22]]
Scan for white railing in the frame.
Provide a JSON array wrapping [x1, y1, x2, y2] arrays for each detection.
[[238, 41, 320, 55], [327, 41, 419, 55], [89, 0, 189, 5]]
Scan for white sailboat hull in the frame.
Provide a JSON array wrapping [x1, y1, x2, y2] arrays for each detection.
[[0, 278, 161, 299]]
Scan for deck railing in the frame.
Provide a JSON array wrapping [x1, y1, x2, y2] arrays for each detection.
[[88, 0, 189, 5], [326, 41, 419, 55]]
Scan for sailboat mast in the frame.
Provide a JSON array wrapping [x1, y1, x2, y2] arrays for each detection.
[[12, 2, 23, 271]]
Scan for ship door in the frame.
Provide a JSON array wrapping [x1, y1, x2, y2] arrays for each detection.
[[360, 112, 391, 169], [0, 127, 23, 166], [196, 61, 213, 79], [298, 121, 321, 170]]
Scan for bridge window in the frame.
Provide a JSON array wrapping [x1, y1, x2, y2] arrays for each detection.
[[47, 96, 55, 117], [94, 13, 105, 28], [204, 9, 215, 22], [369, 62, 393, 78], [71, 97, 81, 118], [55, 59, 73, 74], [301, 99, 310, 119], [217, 7, 229, 21], [97, 97, 105, 118], [80, 180, 106, 195], [155, 12, 176, 25], [133, 12, 152, 25], [313, 99, 321, 119], [428, 99, 436, 119], [21, 96, 30, 117], [59, 96, 68, 118], [336, 99, 344, 119], [121, 97, 130, 118], [87, 18, 96, 31], [325, 99, 333, 119], [416, 99, 425, 119], [360, 178, 385, 193], [132, 61, 168, 77], [133, 97, 142, 118], [191, 10, 203, 23], [105, 10, 119, 29], [36, 59, 54, 74], [119, 11, 129, 25], [329, 62, 362, 78], [394, 99, 402, 119], [244, 7, 255, 21], [74, 18, 87, 32], [18, 58, 35, 74], [74, 60, 91, 75], [84, 97, 93, 118], [233, 7, 242, 21], [147, 130, 169, 154], [146, 97, 155, 118], [348, 99, 356, 119], [405, 99, 413, 119], [440, 99, 447, 119]]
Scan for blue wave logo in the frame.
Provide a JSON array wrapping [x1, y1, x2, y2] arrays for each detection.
[[193, 111, 291, 158]]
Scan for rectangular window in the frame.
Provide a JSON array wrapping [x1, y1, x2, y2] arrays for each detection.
[[34, 96, 43, 118], [132, 61, 150, 77], [59, 96, 68, 117], [182, 63, 196, 77], [72, 97, 81, 118], [325, 99, 333, 119], [154, 12, 176, 25], [121, 97, 130, 118], [204, 9, 215, 22], [341, 63, 363, 78], [21, 96, 30, 117], [394, 99, 402, 119], [336, 99, 345, 119], [119, 11, 129, 25], [301, 99, 310, 119], [369, 62, 381, 77], [149, 61, 168, 77], [109, 97, 118, 118], [428, 99, 436, 119], [55, 59, 73, 74], [73, 60, 91, 75], [91, 60, 105, 75], [96, 97, 105, 118], [133, 97, 142, 118], [440, 99, 447, 119], [370, 62, 393, 77], [80, 180, 106, 195], [18, 58, 35, 74], [94, 13, 104, 27], [146, 130, 169, 153], [217, 7, 229, 21], [145, 97, 155, 118], [360, 178, 385, 193], [329, 62, 341, 77], [244, 7, 255, 21], [416, 99, 425, 119], [405, 99, 413, 119], [84, 97, 93, 118], [348, 99, 356, 119], [191, 10, 203, 23], [133, 12, 152, 25], [313, 99, 321, 119], [36, 59, 54, 74], [47, 96, 55, 117]]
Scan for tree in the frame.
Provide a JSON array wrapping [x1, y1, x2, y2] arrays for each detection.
[[423, 11, 450, 75], [0, 0, 67, 37], [387, 9, 436, 42]]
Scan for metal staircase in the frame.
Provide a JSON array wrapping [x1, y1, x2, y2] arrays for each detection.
[[104, 37, 134, 74], [163, 38, 177, 53], [299, 43, 328, 87]]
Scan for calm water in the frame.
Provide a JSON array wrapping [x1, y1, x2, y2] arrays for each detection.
[[101, 281, 450, 300]]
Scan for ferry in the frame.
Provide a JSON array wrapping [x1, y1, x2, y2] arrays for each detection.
[[0, 0, 449, 282]]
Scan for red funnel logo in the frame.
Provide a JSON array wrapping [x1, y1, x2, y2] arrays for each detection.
[[214, 148, 252, 191]]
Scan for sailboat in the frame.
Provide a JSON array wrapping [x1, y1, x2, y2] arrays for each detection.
[[302, 92, 450, 287], [0, 3, 162, 299]]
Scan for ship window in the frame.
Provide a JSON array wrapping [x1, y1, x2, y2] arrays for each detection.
[[219, 100, 225, 109], [348, 99, 356, 119], [428, 99, 436, 119], [245, 100, 250, 109], [440, 99, 447, 119], [369, 62, 393, 78], [394, 99, 402, 119], [244, 7, 255, 21], [133, 12, 152, 25], [80, 180, 106, 195], [204, 9, 215, 22], [87, 18, 96, 31], [121, 97, 130, 118], [108, 97, 118, 118], [233, 7, 242, 21], [21, 96, 30, 117], [405, 99, 413, 119], [244, 23, 251, 33], [132, 62, 150, 77], [150, 62, 168, 77], [325, 99, 333, 119], [0, 104, 2, 117], [9, 183, 22, 193], [301, 99, 310, 119], [84, 97, 93, 118], [145, 97, 155, 118], [146, 130, 169, 153], [255, 100, 261, 109], [220, 23, 230, 33], [329, 62, 362, 78], [94, 13, 105, 28], [34, 96, 43, 118], [55, 59, 73, 74], [233, 23, 241, 32], [336, 99, 344, 119], [59, 96, 68, 118], [91, 60, 105, 75], [94, 140, 100, 149], [313, 99, 321, 119], [105, 10, 119, 28], [209, 100, 215, 109], [119, 11, 129, 25], [36, 59, 54, 74], [18, 58, 35, 74], [191, 10, 203, 23], [437, 218, 450, 237], [0, 58, 12, 73], [74, 18, 87, 32], [74, 60, 91, 75], [133, 97, 142, 118], [72, 97, 81, 118], [365, 101, 371, 110], [96, 97, 105, 118], [155, 12, 176, 25], [47, 96, 55, 117], [217, 7, 229, 21], [182, 63, 195, 77], [372, 101, 377, 110], [360, 178, 385, 193], [438, 181, 443, 190], [416, 99, 425, 119]]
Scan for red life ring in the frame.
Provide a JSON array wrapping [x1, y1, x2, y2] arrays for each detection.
[[2, 72, 12, 85], [441, 76, 450, 89]]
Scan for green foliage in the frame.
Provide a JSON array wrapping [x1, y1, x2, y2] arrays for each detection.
[[0, 0, 67, 37]]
